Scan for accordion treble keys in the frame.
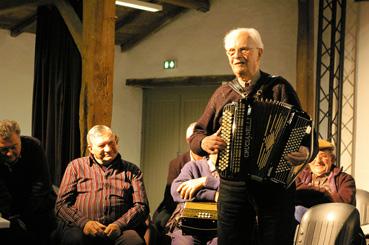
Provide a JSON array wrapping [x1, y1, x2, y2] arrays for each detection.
[[216, 98, 312, 188]]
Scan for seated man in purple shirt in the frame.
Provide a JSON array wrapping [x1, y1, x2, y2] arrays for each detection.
[[55, 125, 149, 245], [166, 153, 219, 245], [295, 139, 356, 222], [153, 122, 205, 238]]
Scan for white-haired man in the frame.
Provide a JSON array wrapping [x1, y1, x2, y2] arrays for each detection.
[[189, 28, 317, 244], [55, 125, 149, 245]]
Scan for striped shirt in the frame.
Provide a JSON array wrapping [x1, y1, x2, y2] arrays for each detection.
[[55, 154, 149, 230]]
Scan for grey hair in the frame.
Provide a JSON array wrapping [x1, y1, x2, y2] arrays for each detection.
[[0, 120, 21, 139], [87, 125, 116, 145], [224, 28, 264, 50]]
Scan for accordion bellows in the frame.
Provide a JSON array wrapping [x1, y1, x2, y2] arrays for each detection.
[[216, 97, 312, 187]]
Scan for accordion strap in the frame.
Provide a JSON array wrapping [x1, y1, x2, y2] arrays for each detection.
[[228, 79, 266, 99], [228, 80, 247, 98], [228, 75, 282, 99]]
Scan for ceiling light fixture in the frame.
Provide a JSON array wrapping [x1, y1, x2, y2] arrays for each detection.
[[115, 0, 163, 12]]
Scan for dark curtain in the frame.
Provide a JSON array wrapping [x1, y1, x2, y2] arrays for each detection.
[[32, 3, 82, 185]]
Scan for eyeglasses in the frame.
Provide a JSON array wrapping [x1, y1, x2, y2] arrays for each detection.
[[226, 47, 257, 57]]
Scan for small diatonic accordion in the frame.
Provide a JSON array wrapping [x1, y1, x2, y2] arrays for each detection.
[[178, 202, 217, 238], [216, 97, 312, 188]]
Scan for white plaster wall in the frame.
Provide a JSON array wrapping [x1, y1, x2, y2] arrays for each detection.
[[354, 2, 369, 191], [0, 29, 35, 135], [1, 0, 368, 187], [111, 50, 143, 164], [0, 28, 142, 164], [0, 0, 299, 166], [113, 0, 298, 164], [119, 0, 297, 83]]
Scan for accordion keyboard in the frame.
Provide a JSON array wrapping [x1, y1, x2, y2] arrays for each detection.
[[216, 98, 312, 187], [217, 103, 235, 171], [273, 118, 312, 184]]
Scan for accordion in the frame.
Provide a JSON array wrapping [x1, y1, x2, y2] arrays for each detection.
[[178, 202, 217, 238], [216, 97, 312, 187]]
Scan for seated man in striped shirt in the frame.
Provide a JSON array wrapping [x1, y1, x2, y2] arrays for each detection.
[[55, 125, 149, 245]]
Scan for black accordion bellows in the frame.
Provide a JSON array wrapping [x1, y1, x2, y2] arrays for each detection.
[[216, 97, 312, 188]]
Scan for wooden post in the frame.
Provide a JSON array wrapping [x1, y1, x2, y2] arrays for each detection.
[[297, 0, 315, 119], [80, 0, 115, 155]]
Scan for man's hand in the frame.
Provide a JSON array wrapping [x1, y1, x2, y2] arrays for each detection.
[[83, 220, 106, 237], [177, 177, 207, 200], [201, 128, 226, 154], [286, 146, 309, 166], [104, 223, 121, 240]]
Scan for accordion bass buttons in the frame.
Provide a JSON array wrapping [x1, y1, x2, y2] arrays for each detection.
[[196, 211, 212, 219]]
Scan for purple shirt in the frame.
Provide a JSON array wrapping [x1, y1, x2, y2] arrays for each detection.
[[55, 154, 149, 230], [171, 159, 220, 203]]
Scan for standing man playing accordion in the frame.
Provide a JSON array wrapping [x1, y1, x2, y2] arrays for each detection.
[[189, 28, 318, 245]]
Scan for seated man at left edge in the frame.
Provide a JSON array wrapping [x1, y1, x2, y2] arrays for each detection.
[[0, 119, 56, 245]]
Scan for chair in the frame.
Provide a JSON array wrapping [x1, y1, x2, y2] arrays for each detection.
[[294, 203, 362, 245], [356, 189, 369, 235]]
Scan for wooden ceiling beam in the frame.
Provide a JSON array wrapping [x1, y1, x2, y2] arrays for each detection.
[[53, 0, 83, 54], [0, 0, 51, 14], [115, 10, 143, 31], [120, 7, 186, 51], [10, 13, 37, 37], [160, 0, 209, 12], [126, 75, 233, 88]]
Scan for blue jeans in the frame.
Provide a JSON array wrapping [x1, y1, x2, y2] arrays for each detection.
[[217, 178, 296, 245]]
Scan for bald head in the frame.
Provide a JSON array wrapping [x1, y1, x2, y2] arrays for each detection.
[[186, 122, 196, 143]]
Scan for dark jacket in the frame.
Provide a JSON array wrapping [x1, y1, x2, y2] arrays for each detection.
[[0, 136, 56, 240], [152, 151, 191, 233], [295, 166, 356, 207], [189, 71, 317, 160]]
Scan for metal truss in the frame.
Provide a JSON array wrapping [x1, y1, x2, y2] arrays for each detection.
[[339, 0, 358, 173], [315, 0, 347, 166]]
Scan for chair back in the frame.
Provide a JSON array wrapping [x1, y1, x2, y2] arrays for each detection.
[[356, 189, 369, 226], [294, 203, 361, 245]]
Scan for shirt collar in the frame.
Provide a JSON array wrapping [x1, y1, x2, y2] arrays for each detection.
[[237, 69, 261, 87], [88, 153, 121, 168]]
